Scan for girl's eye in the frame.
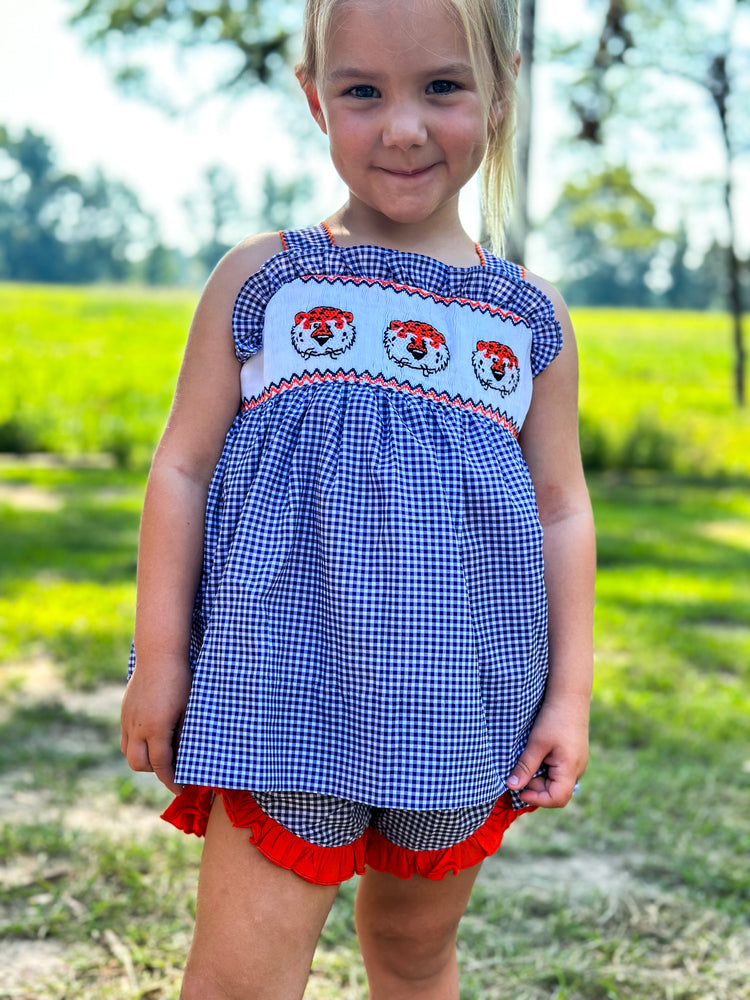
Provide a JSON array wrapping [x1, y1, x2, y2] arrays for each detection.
[[427, 80, 459, 95], [347, 84, 380, 99]]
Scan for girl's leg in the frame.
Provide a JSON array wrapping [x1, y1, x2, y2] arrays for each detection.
[[180, 797, 339, 1000], [354, 864, 482, 1000]]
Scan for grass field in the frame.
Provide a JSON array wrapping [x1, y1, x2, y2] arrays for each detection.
[[0, 285, 192, 467], [1, 285, 749, 998]]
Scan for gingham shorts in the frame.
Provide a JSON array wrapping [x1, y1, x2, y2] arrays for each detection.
[[252, 790, 496, 850], [162, 786, 530, 884]]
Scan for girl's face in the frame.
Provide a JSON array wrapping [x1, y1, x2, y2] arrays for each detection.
[[304, 0, 495, 239]]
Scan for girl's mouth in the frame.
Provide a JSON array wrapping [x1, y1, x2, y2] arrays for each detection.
[[380, 165, 435, 178]]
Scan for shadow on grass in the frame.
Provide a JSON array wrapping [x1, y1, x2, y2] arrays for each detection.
[[589, 472, 749, 728], [0, 464, 144, 685], [0, 466, 143, 587], [0, 700, 118, 775], [593, 473, 750, 573]]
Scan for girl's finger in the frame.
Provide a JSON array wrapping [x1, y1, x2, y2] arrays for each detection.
[[506, 745, 545, 791], [125, 738, 154, 774], [520, 775, 577, 808]]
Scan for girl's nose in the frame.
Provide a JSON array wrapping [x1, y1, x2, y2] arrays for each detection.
[[381, 102, 428, 149]]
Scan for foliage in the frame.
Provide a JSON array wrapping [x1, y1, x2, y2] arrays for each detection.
[[661, 228, 738, 312], [185, 164, 247, 273], [565, 0, 749, 154], [560, 0, 749, 398], [0, 123, 315, 286], [547, 165, 669, 307], [182, 162, 315, 274], [0, 126, 156, 284], [546, 166, 749, 310], [70, 0, 301, 103], [258, 169, 315, 234]]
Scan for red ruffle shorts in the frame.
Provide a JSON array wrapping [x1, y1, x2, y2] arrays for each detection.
[[162, 786, 533, 886]]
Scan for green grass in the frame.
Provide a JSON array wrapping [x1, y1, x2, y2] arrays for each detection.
[[0, 464, 141, 687], [0, 284, 192, 465], [574, 309, 750, 476], [0, 285, 749, 998]]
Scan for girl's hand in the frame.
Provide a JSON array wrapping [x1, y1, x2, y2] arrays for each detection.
[[505, 697, 589, 808], [120, 659, 192, 795]]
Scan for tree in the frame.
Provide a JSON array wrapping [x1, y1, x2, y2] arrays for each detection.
[[140, 241, 186, 285], [547, 165, 669, 306], [504, 0, 536, 264], [70, 0, 322, 274], [257, 170, 313, 233], [664, 229, 729, 311], [0, 126, 156, 283], [567, 0, 749, 403], [70, 0, 300, 103], [185, 164, 247, 274]]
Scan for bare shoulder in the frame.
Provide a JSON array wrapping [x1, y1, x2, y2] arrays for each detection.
[[220, 231, 285, 281], [187, 231, 284, 346], [184, 230, 283, 375], [201, 232, 284, 306]]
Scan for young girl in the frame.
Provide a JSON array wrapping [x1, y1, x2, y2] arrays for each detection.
[[122, 0, 595, 996]]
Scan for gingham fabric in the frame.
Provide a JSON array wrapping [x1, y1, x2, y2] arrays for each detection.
[[252, 790, 496, 850], [144, 225, 562, 812]]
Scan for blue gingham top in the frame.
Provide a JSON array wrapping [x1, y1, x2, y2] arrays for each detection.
[[172, 224, 562, 810]]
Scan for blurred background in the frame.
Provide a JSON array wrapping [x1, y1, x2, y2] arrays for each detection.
[[1, 3, 749, 999], [1, 0, 748, 307]]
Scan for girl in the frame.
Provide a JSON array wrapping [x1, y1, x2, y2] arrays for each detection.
[[122, 0, 595, 996]]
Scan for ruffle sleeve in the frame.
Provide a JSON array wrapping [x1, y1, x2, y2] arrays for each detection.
[[525, 285, 563, 377], [456, 266, 563, 379], [231, 239, 362, 361], [231, 253, 293, 361]]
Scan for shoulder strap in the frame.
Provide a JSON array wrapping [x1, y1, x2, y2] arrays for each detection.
[[480, 248, 525, 283], [280, 224, 332, 251]]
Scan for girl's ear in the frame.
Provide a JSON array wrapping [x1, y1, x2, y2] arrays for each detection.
[[296, 70, 328, 134]]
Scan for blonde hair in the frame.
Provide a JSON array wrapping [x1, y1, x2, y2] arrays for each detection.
[[296, 0, 519, 254]]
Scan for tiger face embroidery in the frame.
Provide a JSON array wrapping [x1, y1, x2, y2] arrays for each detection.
[[292, 306, 356, 358], [384, 320, 450, 376], [472, 341, 520, 395]]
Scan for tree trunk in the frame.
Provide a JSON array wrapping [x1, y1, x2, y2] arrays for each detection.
[[505, 0, 536, 265], [711, 40, 745, 406], [725, 188, 745, 407]]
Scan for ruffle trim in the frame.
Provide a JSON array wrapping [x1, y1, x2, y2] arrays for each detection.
[[232, 226, 562, 376], [365, 796, 531, 881], [161, 787, 533, 886], [162, 786, 366, 885]]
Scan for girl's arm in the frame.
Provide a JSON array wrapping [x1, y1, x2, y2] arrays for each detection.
[[121, 234, 282, 793], [506, 278, 596, 808]]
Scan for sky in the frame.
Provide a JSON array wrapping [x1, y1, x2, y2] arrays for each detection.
[[1, 0, 747, 272], [0, 0, 325, 252]]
